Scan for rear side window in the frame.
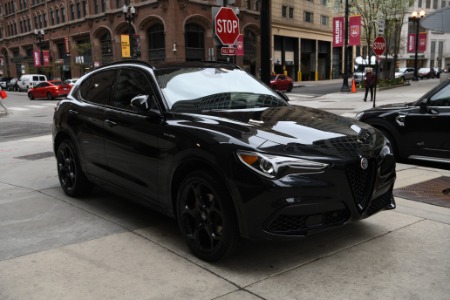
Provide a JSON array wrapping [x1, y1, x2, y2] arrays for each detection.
[[79, 70, 116, 105]]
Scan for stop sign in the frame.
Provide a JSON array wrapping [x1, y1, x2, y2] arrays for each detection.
[[215, 7, 240, 46], [373, 36, 386, 56]]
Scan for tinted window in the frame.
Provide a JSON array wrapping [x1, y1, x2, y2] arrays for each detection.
[[430, 84, 450, 106], [39, 76, 46, 81], [79, 70, 116, 105], [32, 76, 38, 81], [111, 68, 154, 110]]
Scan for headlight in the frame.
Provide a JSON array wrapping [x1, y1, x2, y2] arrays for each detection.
[[237, 151, 328, 179], [355, 112, 364, 120]]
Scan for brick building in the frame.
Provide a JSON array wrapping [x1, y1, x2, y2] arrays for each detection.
[[0, 0, 261, 80]]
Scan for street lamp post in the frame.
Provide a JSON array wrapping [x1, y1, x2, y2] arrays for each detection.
[[34, 28, 45, 74], [123, 2, 136, 59], [340, 0, 350, 92], [411, 10, 425, 81]]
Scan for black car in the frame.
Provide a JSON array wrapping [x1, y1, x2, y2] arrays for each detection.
[[356, 80, 450, 165], [53, 61, 396, 261]]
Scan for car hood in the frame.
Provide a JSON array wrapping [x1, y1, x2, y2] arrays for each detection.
[[175, 105, 384, 159]]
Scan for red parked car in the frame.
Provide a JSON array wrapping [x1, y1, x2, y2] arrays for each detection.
[[28, 80, 72, 100], [270, 74, 294, 92]]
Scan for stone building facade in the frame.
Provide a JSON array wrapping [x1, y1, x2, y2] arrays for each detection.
[[0, 0, 262, 80]]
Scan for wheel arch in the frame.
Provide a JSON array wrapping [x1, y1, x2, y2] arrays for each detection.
[[170, 157, 243, 234], [366, 119, 405, 159]]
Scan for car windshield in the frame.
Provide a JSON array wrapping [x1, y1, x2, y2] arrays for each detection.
[[51, 81, 65, 86], [156, 67, 287, 112], [395, 68, 406, 72]]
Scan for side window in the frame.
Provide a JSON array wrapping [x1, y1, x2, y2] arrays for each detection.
[[32, 76, 38, 81], [430, 84, 450, 107], [111, 68, 155, 111], [39, 76, 46, 81], [79, 70, 116, 105]]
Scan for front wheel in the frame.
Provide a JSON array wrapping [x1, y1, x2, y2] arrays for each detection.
[[47, 92, 53, 100], [56, 139, 93, 197], [176, 170, 239, 262], [378, 128, 398, 160], [28, 92, 34, 100]]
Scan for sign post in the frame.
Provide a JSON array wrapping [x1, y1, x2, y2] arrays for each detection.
[[372, 36, 386, 107], [214, 7, 240, 56]]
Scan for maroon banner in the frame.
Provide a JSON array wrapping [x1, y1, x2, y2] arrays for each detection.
[[418, 32, 427, 52], [407, 32, 427, 53], [236, 34, 244, 56], [43, 50, 50, 67], [34, 50, 41, 67], [333, 17, 344, 47], [348, 15, 361, 46], [64, 37, 71, 56]]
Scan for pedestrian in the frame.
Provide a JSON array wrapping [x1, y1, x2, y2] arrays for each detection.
[[363, 68, 376, 102]]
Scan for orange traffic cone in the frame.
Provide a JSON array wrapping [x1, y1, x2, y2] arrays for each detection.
[[351, 79, 357, 93]]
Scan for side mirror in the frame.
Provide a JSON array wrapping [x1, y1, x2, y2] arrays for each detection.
[[130, 95, 150, 112], [419, 99, 429, 113]]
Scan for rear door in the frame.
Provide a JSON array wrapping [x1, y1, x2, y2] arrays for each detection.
[[69, 69, 115, 178]]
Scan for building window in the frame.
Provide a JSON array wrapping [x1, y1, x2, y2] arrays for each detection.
[[148, 23, 166, 63], [426, 0, 431, 8], [304, 11, 314, 23], [185, 23, 205, 61], [282, 5, 294, 19], [50, 10, 55, 26], [321, 15, 329, 26], [433, 0, 438, 8], [76, 3, 81, 18], [321, 0, 328, 5], [56, 9, 60, 24], [61, 7, 66, 23], [70, 4, 75, 20]]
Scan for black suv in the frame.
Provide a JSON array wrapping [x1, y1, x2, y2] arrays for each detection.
[[53, 60, 396, 261], [356, 80, 450, 165]]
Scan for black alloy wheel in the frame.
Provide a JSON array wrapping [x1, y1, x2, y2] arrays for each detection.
[[56, 140, 92, 197], [177, 170, 239, 262]]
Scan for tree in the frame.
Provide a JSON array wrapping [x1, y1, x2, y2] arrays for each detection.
[[328, 0, 413, 79]]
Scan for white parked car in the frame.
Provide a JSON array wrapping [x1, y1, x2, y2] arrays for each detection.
[[17, 74, 47, 91]]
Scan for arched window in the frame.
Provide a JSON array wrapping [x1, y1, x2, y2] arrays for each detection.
[[100, 32, 113, 64], [244, 29, 258, 75], [185, 23, 204, 61], [148, 23, 165, 63]]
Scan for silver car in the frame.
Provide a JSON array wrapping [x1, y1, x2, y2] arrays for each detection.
[[395, 68, 415, 81]]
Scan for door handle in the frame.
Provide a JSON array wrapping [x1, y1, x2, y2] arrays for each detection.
[[105, 119, 117, 127]]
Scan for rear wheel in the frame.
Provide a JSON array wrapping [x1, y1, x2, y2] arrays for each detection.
[[176, 170, 239, 262], [56, 139, 93, 197], [287, 84, 293, 92]]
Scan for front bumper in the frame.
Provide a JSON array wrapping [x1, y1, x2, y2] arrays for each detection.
[[231, 154, 396, 240]]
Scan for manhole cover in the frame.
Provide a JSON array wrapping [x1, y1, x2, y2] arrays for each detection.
[[393, 176, 450, 208], [15, 151, 54, 161]]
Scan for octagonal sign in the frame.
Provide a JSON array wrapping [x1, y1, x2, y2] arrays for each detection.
[[215, 7, 240, 46], [373, 36, 386, 56]]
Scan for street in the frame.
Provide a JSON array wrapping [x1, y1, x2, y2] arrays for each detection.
[[1, 82, 450, 299]]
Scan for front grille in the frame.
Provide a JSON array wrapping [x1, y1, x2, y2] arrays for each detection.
[[347, 161, 375, 212], [366, 191, 394, 216], [266, 209, 349, 234]]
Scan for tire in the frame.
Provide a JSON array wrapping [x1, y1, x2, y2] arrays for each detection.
[[176, 170, 239, 262], [56, 139, 93, 197], [47, 92, 53, 100], [28, 92, 34, 100], [287, 84, 293, 92], [272, 85, 277, 91]]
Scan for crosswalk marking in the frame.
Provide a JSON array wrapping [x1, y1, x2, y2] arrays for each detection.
[[6, 103, 55, 111]]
